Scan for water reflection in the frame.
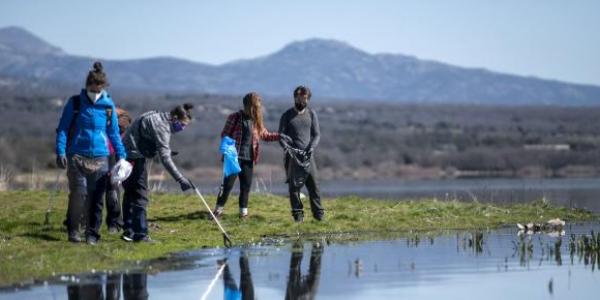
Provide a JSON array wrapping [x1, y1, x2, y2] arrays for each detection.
[[221, 253, 254, 300], [285, 242, 323, 300], [65, 273, 146, 300]]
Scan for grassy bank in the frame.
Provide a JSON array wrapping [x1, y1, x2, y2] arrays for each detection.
[[0, 190, 595, 285]]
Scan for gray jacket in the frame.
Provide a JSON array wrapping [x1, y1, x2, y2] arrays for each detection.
[[123, 111, 184, 182]]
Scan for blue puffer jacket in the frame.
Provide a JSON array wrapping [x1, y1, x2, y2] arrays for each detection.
[[55, 89, 127, 159]]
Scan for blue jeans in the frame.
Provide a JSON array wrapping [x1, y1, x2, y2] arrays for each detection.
[[66, 155, 109, 239]]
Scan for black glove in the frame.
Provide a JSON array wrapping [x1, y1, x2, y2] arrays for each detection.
[[171, 151, 179, 157], [178, 177, 193, 191], [56, 155, 67, 169]]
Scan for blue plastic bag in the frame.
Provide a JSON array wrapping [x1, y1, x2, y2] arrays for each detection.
[[220, 136, 242, 178]]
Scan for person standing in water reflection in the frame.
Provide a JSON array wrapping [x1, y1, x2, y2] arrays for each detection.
[[278, 86, 324, 223]]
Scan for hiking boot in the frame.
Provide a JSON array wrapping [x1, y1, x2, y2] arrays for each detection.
[[68, 231, 81, 243], [239, 213, 249, 220], [86, 236, 99, 246], [121, 232, 134, 242], [108, 226, 120, 235]]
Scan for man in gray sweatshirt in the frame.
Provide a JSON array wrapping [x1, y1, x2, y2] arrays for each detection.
[[279, 86, 324, 222]]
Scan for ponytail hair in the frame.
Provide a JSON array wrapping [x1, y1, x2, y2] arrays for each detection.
[[171, 103, 194, 122], [86, 61, 109, 87]]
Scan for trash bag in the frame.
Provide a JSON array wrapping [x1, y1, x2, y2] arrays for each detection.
[[220, 136, 241, 178], [110, 159, 133, 185]]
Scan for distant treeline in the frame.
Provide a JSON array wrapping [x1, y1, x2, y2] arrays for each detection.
[[2, 92, 600, 181]]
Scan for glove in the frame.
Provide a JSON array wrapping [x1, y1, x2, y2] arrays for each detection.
[[56, 155, 67, 169], [178, 177, 193, 192]]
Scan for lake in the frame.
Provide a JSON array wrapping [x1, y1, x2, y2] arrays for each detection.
[[2, 222, 599, 300]]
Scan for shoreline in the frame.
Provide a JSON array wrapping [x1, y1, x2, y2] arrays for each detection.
[[0, 190, 596, 286]]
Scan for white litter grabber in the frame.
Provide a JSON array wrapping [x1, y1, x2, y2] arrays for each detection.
[[190, 182, 233, 248]]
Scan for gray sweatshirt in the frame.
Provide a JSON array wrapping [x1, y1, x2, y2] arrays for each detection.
[[123, 111, 184, 182], [278, 107, 320, 151]]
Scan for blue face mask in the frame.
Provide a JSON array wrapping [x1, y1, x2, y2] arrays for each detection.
[[172, 120, 186, 133]]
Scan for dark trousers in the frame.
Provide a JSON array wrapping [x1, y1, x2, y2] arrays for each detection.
[[288, 173, 324, 218], [122, 158, 149, 240], [66, 156, 109, 238], [105, 155, 123, 229], [216, 159, 254, 209]]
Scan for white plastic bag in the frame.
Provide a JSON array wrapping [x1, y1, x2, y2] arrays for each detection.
[[110, 159, 133, 186]]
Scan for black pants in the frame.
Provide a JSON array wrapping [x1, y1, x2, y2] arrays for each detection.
[[288, 173, 324, 218], [216, 159, 254, 209], [122, 158, 149, 240], [105, 155, 123, 229]]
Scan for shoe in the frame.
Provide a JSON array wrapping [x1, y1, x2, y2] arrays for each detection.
[[210, 209, 223, 220], [121, 233, 134, 242], [68, 231, 81, 243], [293, 214, 304, 223], [239, 213, 248, 220], [108, 227, 120, 234], [86, 236, 99, 246], [314, 213, 325, 221]]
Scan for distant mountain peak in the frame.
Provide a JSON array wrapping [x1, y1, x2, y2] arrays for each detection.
[[0, 26, 64, 56], [275, 38, 368, 57]]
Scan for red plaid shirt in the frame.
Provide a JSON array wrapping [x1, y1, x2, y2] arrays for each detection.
[[221, 111, 280, 163]]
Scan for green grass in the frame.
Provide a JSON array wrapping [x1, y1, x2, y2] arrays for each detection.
[[0, 190, 595, 285]]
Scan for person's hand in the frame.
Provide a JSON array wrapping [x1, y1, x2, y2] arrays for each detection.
[[306, 147, 314, 157], [178, 177, 194, 191], [56, 155, 67, 169]]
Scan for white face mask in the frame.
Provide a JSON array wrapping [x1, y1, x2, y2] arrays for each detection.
[[86, 90, 103, 103]]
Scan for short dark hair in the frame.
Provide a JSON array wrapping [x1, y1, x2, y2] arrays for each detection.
[[86, 61, 109, 87], [170, 103, 194, 122], [293, 85, 312, 100]]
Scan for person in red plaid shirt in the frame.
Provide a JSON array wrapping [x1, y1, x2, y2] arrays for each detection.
[[212, 92, 280, 219]]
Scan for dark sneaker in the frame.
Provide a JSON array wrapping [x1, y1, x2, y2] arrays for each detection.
[[314, 213, 325, 221], [108, 227, 120, 235], [68, 231, 81, 243], [86, 236, 99, 246], [293, 214, 304, 223], [121, 233, 134, 242]]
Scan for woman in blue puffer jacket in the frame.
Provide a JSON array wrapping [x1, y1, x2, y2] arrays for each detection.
[[55, 61, 127, 245]]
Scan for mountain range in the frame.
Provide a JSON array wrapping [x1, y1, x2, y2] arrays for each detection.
[[1, 26, 599, 105]]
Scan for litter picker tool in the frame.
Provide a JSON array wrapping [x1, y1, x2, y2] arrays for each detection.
[[190, 182, 233, 248]]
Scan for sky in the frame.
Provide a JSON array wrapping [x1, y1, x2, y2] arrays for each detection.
[[1, 0, 599, 85]]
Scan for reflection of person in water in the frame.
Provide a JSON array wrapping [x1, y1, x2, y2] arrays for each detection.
[[66, 273, 147, 300], [221, 254, 255, 300], [285, 243, 323, 300], [123, 273, 148, 300]]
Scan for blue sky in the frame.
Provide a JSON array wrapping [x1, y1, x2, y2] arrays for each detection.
[[1, 0, 599, 85]]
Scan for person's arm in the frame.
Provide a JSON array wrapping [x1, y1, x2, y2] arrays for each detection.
[[221, 113, 237, 138], [55, 97, 74, 156], [259, 128, 280, 142], [307, 109, 320, 151], [278, 112, 290, 149], [107, 103, 127, 160], [151, 122, 184, 182]]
